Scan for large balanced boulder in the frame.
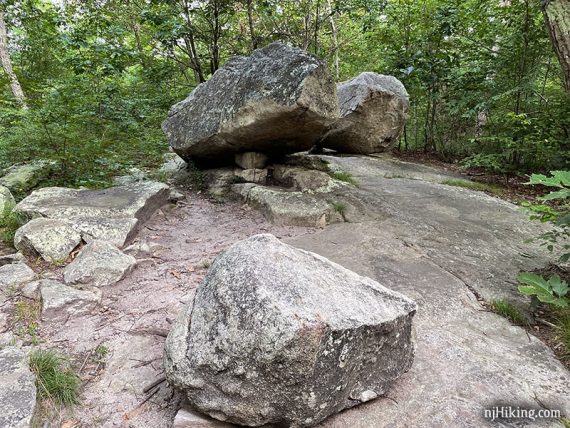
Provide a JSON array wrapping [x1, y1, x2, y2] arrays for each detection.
[[162, 43, 339, 166], [322, 72, 409, 154], [14, 181, 169, 248], [165, 234, 416, 427]]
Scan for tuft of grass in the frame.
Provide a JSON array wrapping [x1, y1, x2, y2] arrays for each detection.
[[14, 299, 41, 344], [330, 171, 357, 185], [490, 299, 527, 325], [0, 210, 26, 246], [332, 201, 347, 216], [94, 344, 109, 362], [29, 349, 81, 408], [441, 178, 502, 194]]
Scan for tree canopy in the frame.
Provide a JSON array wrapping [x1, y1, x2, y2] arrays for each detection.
[[0, 0, 568, 186]]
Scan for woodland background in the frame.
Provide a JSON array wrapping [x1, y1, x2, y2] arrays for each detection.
[[0, 0, 568, 187]]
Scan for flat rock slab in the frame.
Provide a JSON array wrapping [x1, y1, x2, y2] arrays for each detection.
[[233, 183, 340, 227], [0, 347, 37, 428], [14, 218, 82, 262], [40, 279, 102, 320], [165, 234, 416, 427], [14, 181, 170, 247], [64, 240, 136, 288], [283, 154, 570, 427]]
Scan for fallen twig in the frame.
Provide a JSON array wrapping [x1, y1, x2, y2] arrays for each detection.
[[143, 376, 166, 393]]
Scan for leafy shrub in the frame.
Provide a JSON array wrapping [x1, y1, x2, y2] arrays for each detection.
[[518, 272, 569, 308], [524, 171, 570, 263]]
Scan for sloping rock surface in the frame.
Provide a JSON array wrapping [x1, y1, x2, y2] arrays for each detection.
[[0, 160, 57, 193], [165, 234, 416, 427], [14, 181, 169, 247], [322, 72, 409, 153], [162, 43, 338, 165]]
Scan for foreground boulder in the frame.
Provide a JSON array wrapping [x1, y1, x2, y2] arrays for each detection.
[[14, 218, 81, 262], [322, 72, 409, 154], [165, 234, 416, 427], [0, 347, 37, 428], [14, 181, 169, 248], [63, 240, 136, 288], [162, 43, 339, 165]]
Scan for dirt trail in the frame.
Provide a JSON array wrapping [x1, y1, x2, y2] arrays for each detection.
[[38, 194, 314, 427]]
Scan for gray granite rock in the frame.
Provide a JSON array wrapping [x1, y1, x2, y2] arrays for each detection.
[[0, 347, 37, 428], [14, 218, 81, 262], [14, 181, 170, 247], [322, 72, 409, 154], [63, 240, 136, 288], [165, 234, 416, 427], [162, 43, 339, 166], [174, 405, 234, 428], [40, 279, 101, 320], [0, 257, 35, 292], [232, 183, 341, 227]]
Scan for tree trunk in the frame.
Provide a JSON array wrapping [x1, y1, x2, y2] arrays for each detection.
[[0, 10, 26, 108], [246, 0, 257, 50], [540, 0, 570, 93], [326, 0, 339, 79]]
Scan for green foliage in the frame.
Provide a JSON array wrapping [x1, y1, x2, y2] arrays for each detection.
[[518, 272, 569, 307], [29, 349, 81, 408], [0, 0, 568, 183], [0, 211, 26, 246], [524, 171, 570, 263], [331, 201, 347, 216], [490, 299, 527, 325], [330, 171, 357, 185]]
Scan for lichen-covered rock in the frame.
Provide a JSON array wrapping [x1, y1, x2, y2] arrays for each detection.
[[0, 185, 15, 219], [322, 72, 409, 154], [165, 234, 416, 427], [14, 218, 81, 262], [14, 181, 169, 247], [63, 240, 136, 288], [0, 160, 57, 193], [40, 279, 101, 320], [0, 347, 37, 428], [162, 43, 339, 166]]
